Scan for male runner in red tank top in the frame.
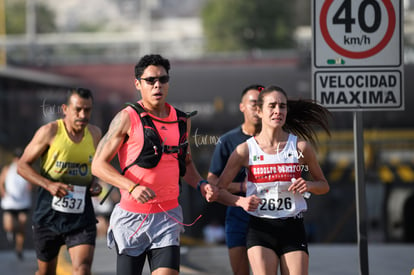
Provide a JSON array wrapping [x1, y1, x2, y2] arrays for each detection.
[[92, 54, 217, 275]]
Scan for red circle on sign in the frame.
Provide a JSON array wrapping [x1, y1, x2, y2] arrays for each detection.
[[320, 0, 396, 59]]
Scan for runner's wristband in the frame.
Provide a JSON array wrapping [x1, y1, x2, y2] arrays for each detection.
[[128, 183, 139, 194], [197, 180, 208, 193]]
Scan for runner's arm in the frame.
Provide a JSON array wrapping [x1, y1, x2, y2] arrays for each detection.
[[17, 122, 70, 197], [289, 139, 329, 195], [208, 173, 246, 194], [206, 142, 259, 210], [0, 165, 9, 197], [87, 124, 103, 196], [91, 110, 137, 192]]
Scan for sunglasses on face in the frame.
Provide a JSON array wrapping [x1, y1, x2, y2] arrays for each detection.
[[138, 75, 170, 85]]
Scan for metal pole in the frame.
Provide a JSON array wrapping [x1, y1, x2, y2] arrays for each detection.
[[353, 111, 369, 275]]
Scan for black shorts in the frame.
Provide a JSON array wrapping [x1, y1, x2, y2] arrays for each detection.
[[246, 215, 309, 257], [3, 208, 30, 217], [116, 244, 180, 274], [32, 223, 97, 262]]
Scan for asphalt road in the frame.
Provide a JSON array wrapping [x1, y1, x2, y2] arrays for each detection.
[[1, 238, 413, 275]]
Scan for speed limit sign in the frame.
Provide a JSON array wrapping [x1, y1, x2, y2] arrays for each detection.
[[314, 0, 402, 68], [312, 0, 404, 111]]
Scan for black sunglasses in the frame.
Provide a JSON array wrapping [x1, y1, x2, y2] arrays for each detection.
[[138, 75, 170, 85]]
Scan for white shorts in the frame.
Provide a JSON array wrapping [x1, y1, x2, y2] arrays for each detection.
[[107, 203, 184, 256]]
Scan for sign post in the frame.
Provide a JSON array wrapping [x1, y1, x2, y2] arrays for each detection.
[[312, 1, 404, 274], [353, 110, 369, 274]]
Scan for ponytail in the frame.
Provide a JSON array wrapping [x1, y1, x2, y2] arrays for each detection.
[[284, 99, 331, 146], [258, 85, 331, 146]]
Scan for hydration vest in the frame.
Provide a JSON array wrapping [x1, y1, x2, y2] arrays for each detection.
[[121, 102, 197, 177]]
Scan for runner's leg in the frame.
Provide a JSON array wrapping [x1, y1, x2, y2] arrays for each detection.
[[228, 246, 249, 275], [36, 258, 58, 275], [248, 246, 278, 275], [280, 250, 308, 275], [15, 211, 28, 257], [116, 252, 146, 275], [148, 245, 180, 275], [2, 211, 13, 243], [68, 244, 95, 275]]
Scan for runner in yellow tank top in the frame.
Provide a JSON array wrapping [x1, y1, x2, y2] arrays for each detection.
[[42, 118, 95, 187], [18, 88, 102, 275]]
